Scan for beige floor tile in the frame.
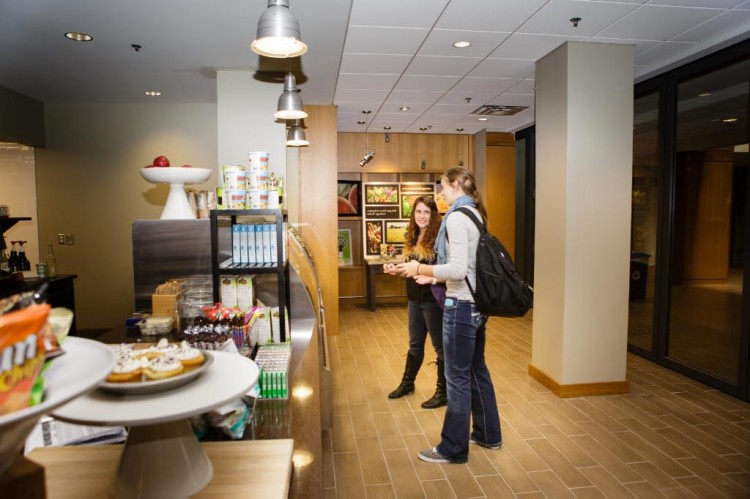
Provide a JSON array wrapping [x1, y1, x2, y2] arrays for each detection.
[[568, 434, 646, 484], [365, 483, 397, 498], [402, 433, 446, 481], [357, 436, 391, 485], [527, 469, 576, 498], [617, 417, 693, 459], [535, 423, 597, 467], [383, 447, 427, 498], [372, 411, 406, 451], [654, 426, 741, 473], [421, 479, 457, 498], [441, 463, 486, 498], [625, 480, 667, 498], [484, 448, 541, 494], [675, 456, 750, 497], [628, 461, 690, 491], [570, 485, 607, 498], [525, 438, 592, 488], [501, 426, 549, 473], [333, 451, 367, 498], [474, 475, 515, 498], [332, 413, 357, 453], [579, 465, 637, 499], [616, 431, 693, 478]]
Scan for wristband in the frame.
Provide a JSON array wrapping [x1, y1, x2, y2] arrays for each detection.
[[417, 263, 421, 275]]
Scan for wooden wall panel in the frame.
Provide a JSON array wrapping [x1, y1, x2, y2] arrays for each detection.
[[296, 105, 339, 335], [485, 133, 516, 259]]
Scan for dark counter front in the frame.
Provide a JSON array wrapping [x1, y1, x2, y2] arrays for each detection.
[[97, 267, 327, 498], [0, 274, 78, 335]]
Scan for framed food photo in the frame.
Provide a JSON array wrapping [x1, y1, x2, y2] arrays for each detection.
[[365, 184, 399, 205], [385, 220, 408, 244], [365, 220, 383, 256], [337, 180, 361, 216], [337, 229, 353, 265]]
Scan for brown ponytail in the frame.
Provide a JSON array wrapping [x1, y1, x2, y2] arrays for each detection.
[[443, 166, 488, 221]]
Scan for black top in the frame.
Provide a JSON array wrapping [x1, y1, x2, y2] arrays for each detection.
[[405, 255, 436, 303]]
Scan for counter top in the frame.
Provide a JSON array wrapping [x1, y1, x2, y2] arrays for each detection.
[[28, 440, 294, 499]]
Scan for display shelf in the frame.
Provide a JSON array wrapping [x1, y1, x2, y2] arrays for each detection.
[[0, 217, 32, 234], [209, 209, 289, 341]]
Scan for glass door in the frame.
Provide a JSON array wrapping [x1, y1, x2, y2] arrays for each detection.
[[629, 92, 661, 354], [667, 58, 749, 388]]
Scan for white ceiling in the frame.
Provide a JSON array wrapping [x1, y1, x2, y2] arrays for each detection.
[[1, 0, 749, 135]]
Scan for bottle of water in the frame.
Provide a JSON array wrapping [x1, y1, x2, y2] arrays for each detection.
[[46, 244, 57, 277]]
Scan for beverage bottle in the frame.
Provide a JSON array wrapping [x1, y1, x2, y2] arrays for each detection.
[[18, 241, 31, 271], [8, 241, 19, 272], [46, 244, 57, 277]]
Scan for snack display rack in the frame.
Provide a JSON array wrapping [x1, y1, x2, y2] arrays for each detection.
[[209, 209, 290, 342]]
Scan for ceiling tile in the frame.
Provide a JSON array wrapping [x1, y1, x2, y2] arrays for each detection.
[[646, 0, 745, 7], [436, 92, 497, 105], [339, 54, 412, 74], [469, 58, 536, 79], [418, 113, 466, 124], [366, 120, 411, 132], [394, 74, 460, 92], [337, 73, 401, 91], [405, 55, 482, 77], [417, 29, 511, 58], [453, 77, 521, 93], [378, 103, 433, 113], [334, 88, 391, 103], [489, 33, 588, 60], [385, 90, 446, 105], [428, 103, 478, 114], [597, 5, 724, 40], [635, 41, 699, 66], [519, 0, 640, 37], [588, 37, 661, 55], [349, 0, 450, 28], [503, 80, 535, 96], [343, 26, 429, 55], [435, 0, 549, 32], [671, 10, 750, 43]]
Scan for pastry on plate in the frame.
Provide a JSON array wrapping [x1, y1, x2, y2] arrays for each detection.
[[143, 353, 184, 380], [172, 341, 205, 367], [107, 355, 148, 383], [134, 337, 171, 360]]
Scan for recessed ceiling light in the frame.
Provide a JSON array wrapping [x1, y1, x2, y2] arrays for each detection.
[[453, 40, 471, 48], [144, 90, 162, 97], [419, 127, 428, 131], [698, 92, 711, 97], [64, 32, 92, 42], [383, 126, 391, 130], [722, 117, 738, 123], [399, 106, 410, 111], [357, 120, 366, 125], [456, 128, 465, 132], [478, 117, 488, 121]]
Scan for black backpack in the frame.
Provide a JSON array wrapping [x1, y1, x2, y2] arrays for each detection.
[[450, 207, 533, 317]]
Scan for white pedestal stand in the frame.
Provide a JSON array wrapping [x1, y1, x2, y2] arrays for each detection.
[[53, 351, 258, 499], [140, 167, 212, 220]]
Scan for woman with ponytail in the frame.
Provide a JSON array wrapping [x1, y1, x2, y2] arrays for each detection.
[[397, 167, 502, 464]]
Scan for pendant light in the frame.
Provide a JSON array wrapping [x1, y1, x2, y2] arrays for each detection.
[[251, 0, 308, 58], [275, 72, 307, 120], [286, 120, 309, 146]]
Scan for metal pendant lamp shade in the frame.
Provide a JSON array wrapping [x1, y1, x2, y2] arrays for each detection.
[[251, 0, 308, 58], [286, 121, 308, 146], [275, 73, 307, 120]]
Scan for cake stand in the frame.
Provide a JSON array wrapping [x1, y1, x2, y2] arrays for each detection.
[[0, 337, 115, 475], [140, 167, 212, 220], [53, 351, 259, 499]]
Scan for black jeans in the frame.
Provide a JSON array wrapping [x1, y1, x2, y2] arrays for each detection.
[[407, 298, 444, 361]]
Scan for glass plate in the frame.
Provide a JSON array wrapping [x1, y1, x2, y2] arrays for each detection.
[[99, 352, 214, 396]]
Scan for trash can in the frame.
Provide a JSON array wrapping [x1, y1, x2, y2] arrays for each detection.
[[629, 253, 650, 300]]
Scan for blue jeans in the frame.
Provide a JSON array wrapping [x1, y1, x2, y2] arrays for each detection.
[[407, 299, 444, 361], [436, 298, 502, 463]]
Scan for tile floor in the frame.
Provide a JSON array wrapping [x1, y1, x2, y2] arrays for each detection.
[[322, 303, 750, 498]]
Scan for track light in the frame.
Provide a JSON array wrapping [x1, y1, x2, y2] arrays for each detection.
[[275, 72, 307, 120], [251, 0, 308, 58], [286, 120, 308, 146], [359, 151, 374, 167]]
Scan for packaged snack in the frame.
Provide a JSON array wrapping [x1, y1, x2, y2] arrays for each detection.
[[0, 303, 51, 415]]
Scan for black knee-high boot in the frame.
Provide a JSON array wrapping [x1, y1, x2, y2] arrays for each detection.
[[421, 358, 447, 408], [388, 352, 423, 399]]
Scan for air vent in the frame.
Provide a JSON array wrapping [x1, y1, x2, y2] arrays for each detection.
[[471, 105, 527, 116]]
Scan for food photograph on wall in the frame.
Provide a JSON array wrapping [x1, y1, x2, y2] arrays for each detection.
[[337, 180, 361, 216], [365, 221, 383, 256], [365, 184, 399, 205]]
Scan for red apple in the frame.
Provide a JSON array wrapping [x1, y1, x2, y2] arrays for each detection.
[[152, 155, 170, 167]]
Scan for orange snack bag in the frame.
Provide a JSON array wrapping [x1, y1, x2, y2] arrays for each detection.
[[0, 304, 51, 415]]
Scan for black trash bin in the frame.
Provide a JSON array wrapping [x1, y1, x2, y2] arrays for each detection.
[[629, 253, 650, 300]]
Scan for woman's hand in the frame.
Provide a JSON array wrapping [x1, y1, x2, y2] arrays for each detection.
[[414, 275, 433, 285], [383, 263, 397, 275], [396, 260, 421, 277]]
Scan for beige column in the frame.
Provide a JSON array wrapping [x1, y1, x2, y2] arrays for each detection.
[[530, 42, 634, 397]]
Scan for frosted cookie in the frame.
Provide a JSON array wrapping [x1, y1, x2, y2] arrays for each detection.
[[107, 355, 148, 383], [143, 353, 184, 380], [172, 341, 205, 367], [135, 338, 171, 360]]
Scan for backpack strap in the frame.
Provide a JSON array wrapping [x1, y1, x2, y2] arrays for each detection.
[[446, 207, 484, 304]]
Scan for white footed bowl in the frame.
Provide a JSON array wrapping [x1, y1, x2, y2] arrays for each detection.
[[140, 167, 212, 185]]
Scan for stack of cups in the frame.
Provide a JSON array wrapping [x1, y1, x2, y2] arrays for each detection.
[[223, 165, 247, 209], [247, 152, 271, 209]]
